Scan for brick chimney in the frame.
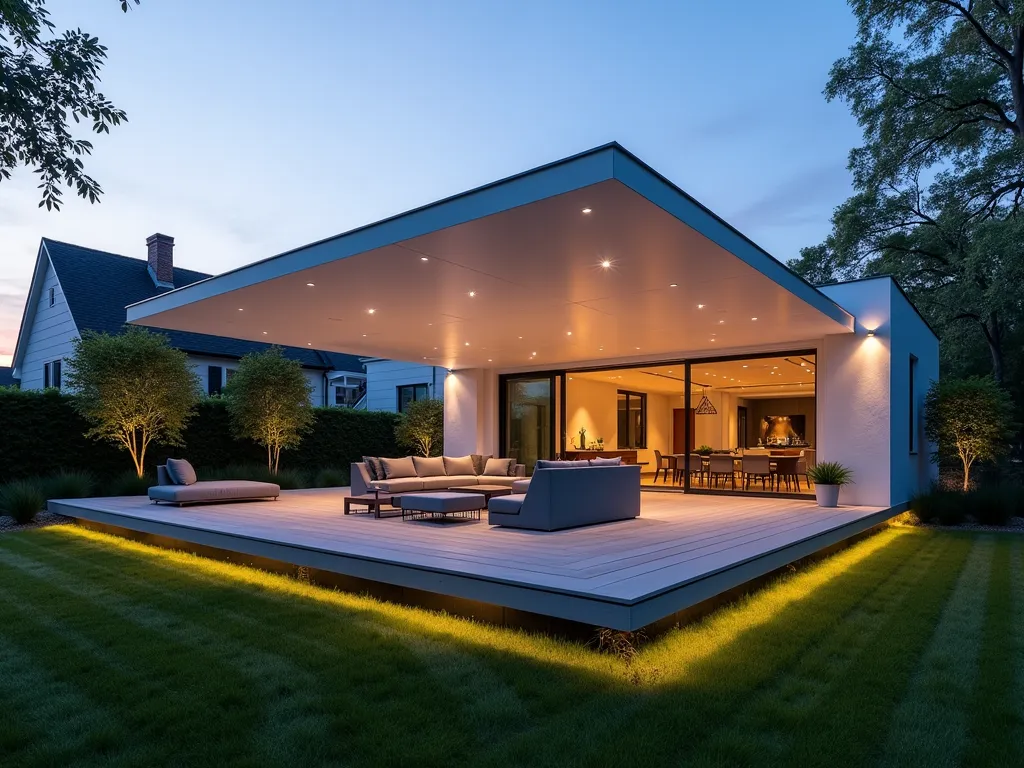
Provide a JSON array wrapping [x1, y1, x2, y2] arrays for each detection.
[[146, 233, 174, 288]]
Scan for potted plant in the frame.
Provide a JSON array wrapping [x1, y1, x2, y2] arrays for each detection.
[[696, 445, 714, 456], [806, 462, 853, 508]]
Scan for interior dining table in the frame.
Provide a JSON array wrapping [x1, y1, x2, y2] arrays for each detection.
[[665, 453, 801, 492]]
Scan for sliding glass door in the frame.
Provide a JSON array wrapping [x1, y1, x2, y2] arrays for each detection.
[[501, 374, 555, 475]]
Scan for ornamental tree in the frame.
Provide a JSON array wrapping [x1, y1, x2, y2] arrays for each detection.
[[924, 376, 1016, 491], [1, 0, 139, 210], [65, 327, 201, 477], [224, 347, 313, 473], [395, 398, 443, 457]]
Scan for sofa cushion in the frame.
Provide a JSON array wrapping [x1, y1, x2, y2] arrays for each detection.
[[535, 459, 590, 469], [488, 494, 525, 515], [421, 476, 461, 490], [473, 476, 517, 487], [483, 457, 515, 476], [362, 456, 384, 481], [156, 465, 172, 486], [381, 456, 416, 479], [165, 458, 197, 486], [373, 477, 425, 493], [441, 475, 480, 487], [443, 455, 475, 475], [589, 457, 623, 466], [149, 480, 279, 503], [413, 456, 446, 478], [471, 454, 492, 475]]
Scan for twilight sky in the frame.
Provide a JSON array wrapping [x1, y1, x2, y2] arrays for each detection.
[[0, 0, 862, 366]]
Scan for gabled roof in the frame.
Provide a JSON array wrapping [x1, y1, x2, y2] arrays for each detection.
[[0, 367, 16, 387], [41, 239, 363, 372]]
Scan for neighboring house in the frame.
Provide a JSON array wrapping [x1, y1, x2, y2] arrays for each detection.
[[361, 359, 446, 413], [125, 143, 940, 509], [9, 235, 366, 406], [0, 366, 16, 388]]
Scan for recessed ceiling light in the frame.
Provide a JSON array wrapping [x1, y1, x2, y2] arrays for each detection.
[[531, 351, 537, 355], [669, 283, 678, 288], [434, 347, 438, 350], [518, 336, 523, 340], [238, 308, 244, 311], [262, 331, 268, 335], [567, 331, 572, 336], [420, 256, 429, 261], [751, 317, 758, 321], [464, 342, 470, 346], [306, 283, 315, 287], [488, 358, 493, 362], [367, 308, 376, 314], [718, 320, 725, 324], [306, 342, 311, 346], [801, 362, 806, 367], [697, 304, 705, 309], [636, 347, 641, 350], [468, 291, 476, 297], [582, 207, 592, 214], [600, 259, 612, 269]]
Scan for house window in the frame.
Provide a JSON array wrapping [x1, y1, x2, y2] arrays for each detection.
[[909, 355, 918, 454], [617, 390, 646, 449], [397, 383, 429, 413], [208, 365, 223, 396], [43, 360, 62, 389], [48, 287, 56, 307]]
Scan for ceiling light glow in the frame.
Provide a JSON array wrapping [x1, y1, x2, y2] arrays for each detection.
[[582, 207, 592, 214], [600, 259, 612, 269]]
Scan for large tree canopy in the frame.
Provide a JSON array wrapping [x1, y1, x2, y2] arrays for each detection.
[[0, 0, 138, 210], [789, 1, 1024, 387]]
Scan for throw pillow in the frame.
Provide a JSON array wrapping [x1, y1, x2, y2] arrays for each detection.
[[483, 457, 515, 476], [412, 456, 446, 477], [534, 459, 590, 470], [381, 456, 417, 479], [589, 457, 623, 466], [443, 455, 476, 476], [362, 456, 382, 481], [471, 454, 493, 475], [165, 458, 197, 486]]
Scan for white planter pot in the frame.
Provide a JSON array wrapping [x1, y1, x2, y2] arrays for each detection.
[[815, 484, 841, 508]]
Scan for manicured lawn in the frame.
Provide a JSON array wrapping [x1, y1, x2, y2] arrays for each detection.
[[0, 525, 1021, 767]]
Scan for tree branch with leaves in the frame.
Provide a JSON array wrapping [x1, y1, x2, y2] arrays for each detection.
[[0, 0, 139, 209]]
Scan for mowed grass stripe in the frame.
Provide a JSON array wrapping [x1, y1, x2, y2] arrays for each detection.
[[687, 528, 956, 764], [485, 528, 940, 766], [0, 542, 471, 767], [877, 535, 994, 768], [963, 538, 1022, 767]]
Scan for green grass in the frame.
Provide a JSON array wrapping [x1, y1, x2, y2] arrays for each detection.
[[0, 525, 1021, 767]]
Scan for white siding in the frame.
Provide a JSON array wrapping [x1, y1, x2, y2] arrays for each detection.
[[19, 258, 79, 390], [188, 354, 327, 406], [364, 360, 444, 412]]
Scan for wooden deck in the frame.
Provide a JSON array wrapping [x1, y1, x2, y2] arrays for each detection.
[[49, 490, 893, 631]]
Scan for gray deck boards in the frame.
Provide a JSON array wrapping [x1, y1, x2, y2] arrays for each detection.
[[49, 489, 891, 630]]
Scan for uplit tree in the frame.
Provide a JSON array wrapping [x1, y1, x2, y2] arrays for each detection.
[[395, 398, 443, 457], [65, 327, 201, 477], [224, 348, 313, 472], [924, 377, 1016, 491]]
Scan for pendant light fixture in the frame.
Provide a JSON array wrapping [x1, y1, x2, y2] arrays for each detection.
[[695, 387, 717, 415]]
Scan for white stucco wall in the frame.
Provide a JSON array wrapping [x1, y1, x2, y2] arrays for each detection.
[[364, 360, 444, 412], [17, 258, 79, 390]]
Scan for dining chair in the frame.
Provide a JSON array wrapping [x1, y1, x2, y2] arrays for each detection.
[[688, 453, 706, 487], [653, 450, 676, 483], [708, 454, 736, 489], [741, 454, 772, 490], [773, 455, 801, 492]]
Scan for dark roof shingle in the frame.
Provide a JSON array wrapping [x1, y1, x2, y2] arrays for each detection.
[[42, 239, 363, 372]]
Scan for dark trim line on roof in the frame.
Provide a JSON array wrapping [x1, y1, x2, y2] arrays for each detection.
[[819, 274, 939, 341], [126, 142, 852, 327]]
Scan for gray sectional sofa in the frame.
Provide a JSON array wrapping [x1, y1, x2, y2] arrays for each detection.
[[351, 455, 526, 495], [487, 462, 641, 531]]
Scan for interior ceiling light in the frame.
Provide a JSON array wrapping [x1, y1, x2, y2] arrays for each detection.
[[567, 331, 572, 336], [695, 388, 718, 415]]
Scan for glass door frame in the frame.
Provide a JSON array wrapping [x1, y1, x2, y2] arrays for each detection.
[[498, 371, 563, 473]]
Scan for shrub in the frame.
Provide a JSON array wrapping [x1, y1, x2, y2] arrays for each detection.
[[271, 469, 309, 491], [315, 467, 349, 488], [0, 480, 47, 524], [109, 471, 154, 497], [911, 487, 967, 526], [44, 470, 95, 500], [807, 461, 854, 486]]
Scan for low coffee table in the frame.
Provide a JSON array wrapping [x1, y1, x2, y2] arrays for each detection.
[[344, 492, 400, 519], [448, 485, 514, 503]]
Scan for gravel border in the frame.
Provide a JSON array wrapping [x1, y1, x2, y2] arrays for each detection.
[[0, 511, 75, 533]]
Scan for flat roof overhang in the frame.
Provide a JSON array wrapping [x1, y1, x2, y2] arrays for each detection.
[[126, 143, 855, 368]]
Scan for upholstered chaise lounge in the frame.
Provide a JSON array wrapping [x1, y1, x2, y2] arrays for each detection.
[[148, 461, 280, 506]]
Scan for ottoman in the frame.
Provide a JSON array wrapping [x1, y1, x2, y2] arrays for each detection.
[[400, 492, 485, 522]]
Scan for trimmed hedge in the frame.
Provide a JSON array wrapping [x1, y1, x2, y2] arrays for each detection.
[[0, 389, 401, 483]]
